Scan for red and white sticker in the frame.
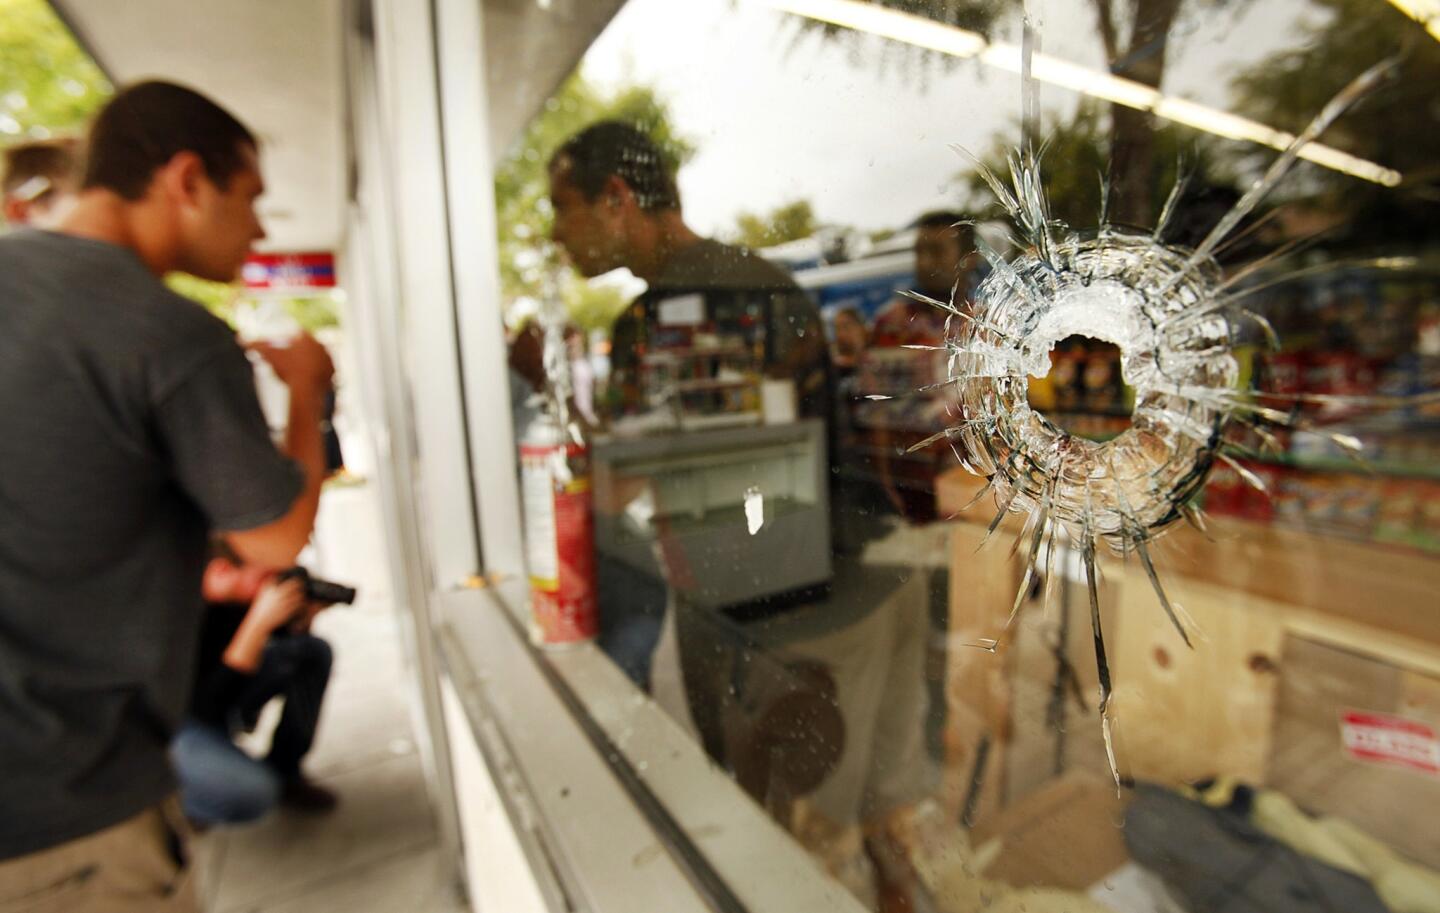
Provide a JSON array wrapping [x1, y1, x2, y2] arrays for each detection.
[[1339, 711, 1440, 777]]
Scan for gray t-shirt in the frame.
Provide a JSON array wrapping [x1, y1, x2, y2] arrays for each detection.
[[0, 230, 303, 858], [608, 238, 832, 419]]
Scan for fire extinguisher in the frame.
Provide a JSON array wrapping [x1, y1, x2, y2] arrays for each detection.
[[520, 409, 598, 647]]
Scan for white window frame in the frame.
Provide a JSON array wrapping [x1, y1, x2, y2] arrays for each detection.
[[347, 0, 871, 909]]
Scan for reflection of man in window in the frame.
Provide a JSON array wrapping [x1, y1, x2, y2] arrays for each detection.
[[870, 213, 977, 347], [546, 121, 832, 757], [548, 121, 830, 424], [859, 213, 980, 522]]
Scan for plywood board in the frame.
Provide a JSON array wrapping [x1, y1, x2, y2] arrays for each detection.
[[1003, 580, 1120, 806], [1159, 517, 1440, 648], [942, 519, 1023, 826], [1267, 636, 1440, 868], [1107, 571, 1287, 785], [970, 774, 1130, 892]]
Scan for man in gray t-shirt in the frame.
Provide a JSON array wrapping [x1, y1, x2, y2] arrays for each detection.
[[0, 82, 332, 911], [547, 122, 833, 763]]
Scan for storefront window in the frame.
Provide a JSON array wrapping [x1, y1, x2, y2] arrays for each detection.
[[497, 0, 1440, 908]]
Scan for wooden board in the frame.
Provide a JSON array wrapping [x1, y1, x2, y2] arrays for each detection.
[[1003, 578, 1120, 806], [937, 465, 1440, 869], [970, 773, 1131, 892], [1107, 571, 1287, 785], [941, 517, 1023, 827], [939, 466, 1440, 653], [1266, 636, 1440, 868], [1157, 516, 1440, 648]]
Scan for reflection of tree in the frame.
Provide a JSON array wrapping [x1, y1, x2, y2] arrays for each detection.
[[1099, 0, 1184, 225], [732, 199, 819, 248], [793, 0, 1198, 225], [821, 0, 1002, 34], [1229, 0, 1440, 251], [493, 70, 695, 324], [562, 281, 629, 337], [960, 102, 1232, 240]]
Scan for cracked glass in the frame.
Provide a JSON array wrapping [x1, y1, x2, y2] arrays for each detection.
[[499, 0, 1440, 907]]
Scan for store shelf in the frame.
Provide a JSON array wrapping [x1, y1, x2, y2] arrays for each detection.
[[642, 345, 749, 362], [672, 378, 755, 392], [1248, 451, 1440, 481]]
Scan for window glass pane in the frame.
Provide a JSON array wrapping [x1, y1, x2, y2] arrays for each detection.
[[497, 0, 1440, 907]]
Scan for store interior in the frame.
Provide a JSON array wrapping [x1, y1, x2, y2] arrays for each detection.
[[501, 0, 1440, 910]]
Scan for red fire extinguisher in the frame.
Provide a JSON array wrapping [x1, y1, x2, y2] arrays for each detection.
[[520, 410, 598, 647]]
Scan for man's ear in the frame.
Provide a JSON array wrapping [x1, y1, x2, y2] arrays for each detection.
[[2, 197, 28, 224], [157, 150, 208, 207], [604, 174, 635, 211]]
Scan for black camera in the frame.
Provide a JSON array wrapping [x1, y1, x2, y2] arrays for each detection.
[[277, 566, 357, 606]]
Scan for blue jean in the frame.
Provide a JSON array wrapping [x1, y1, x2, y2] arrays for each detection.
[[235, 634, 333, 779], [172, 634, 333, 825], [595, 555, 666, 689], [170, 723, 279, 826]]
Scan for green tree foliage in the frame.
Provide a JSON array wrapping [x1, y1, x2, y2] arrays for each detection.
[[562, 281, 629, 337], [792, 0, 1003, 53], [284, 295, 342, 332], [1, 1, 341, 328], [164, 273, 341, 332], [0, 0, 110, 142], [165, 273, 241, 325], [1229, 0, 1440, 251], [732, 198, 818, 249], [790, 0, 1200, 222], [959, 101, 1227, 236], [493, 69, 695, 327]]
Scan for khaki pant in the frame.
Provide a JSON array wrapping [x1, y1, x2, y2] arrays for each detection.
[[0, 799, 198, 913]]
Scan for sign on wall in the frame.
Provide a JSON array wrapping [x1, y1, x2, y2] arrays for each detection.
[[242, 252, 337, 291]]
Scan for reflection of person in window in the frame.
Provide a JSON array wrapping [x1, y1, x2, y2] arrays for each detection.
[[548, 121, 831, 425], [862, 213, 980, 522], [829, 306, 890, 555], [546, 121, 832, 756], [870, 214, 977, 347], [831, 306, 869, 375]]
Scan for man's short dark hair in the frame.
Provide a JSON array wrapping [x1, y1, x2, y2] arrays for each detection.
[[913, 210, 975, 249], [83, 81, 257, 201], [2, 138, 81, 198], [550, 120, 680, 211]]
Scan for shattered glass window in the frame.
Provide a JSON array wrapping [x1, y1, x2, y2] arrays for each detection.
[[498, 0, 1440, 907]]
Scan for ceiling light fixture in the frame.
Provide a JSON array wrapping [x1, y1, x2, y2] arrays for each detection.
[[1386, 0, 1440, 42]]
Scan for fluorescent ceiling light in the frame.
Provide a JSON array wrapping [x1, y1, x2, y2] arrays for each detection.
[[770, 0, 986, 56], [1387, 0, 1440, 42], [759, 0, 1402, 187]]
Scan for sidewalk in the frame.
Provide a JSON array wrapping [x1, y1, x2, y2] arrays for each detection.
[[193, 483, 466, 913]]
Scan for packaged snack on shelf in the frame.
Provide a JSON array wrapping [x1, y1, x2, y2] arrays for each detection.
[[1306, 351, 1378, 418], [1332, 474, 1384, 539], [1298, 473, 1344, 533], [1236, 461, 1279, 524], [1417, 482, 1440, 552], [1272, 468, 1307, 528], [1049, 350, 1084, 413], [1081, 347, 1123, 414], [1373, 479, 1422, 547], [1259, 351, 1306, 398], [1203, 462, 1243, 518]]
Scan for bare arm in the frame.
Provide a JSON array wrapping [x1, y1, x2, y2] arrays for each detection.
[[224, 335, 334, 568], [222, 579, 307, 672]]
